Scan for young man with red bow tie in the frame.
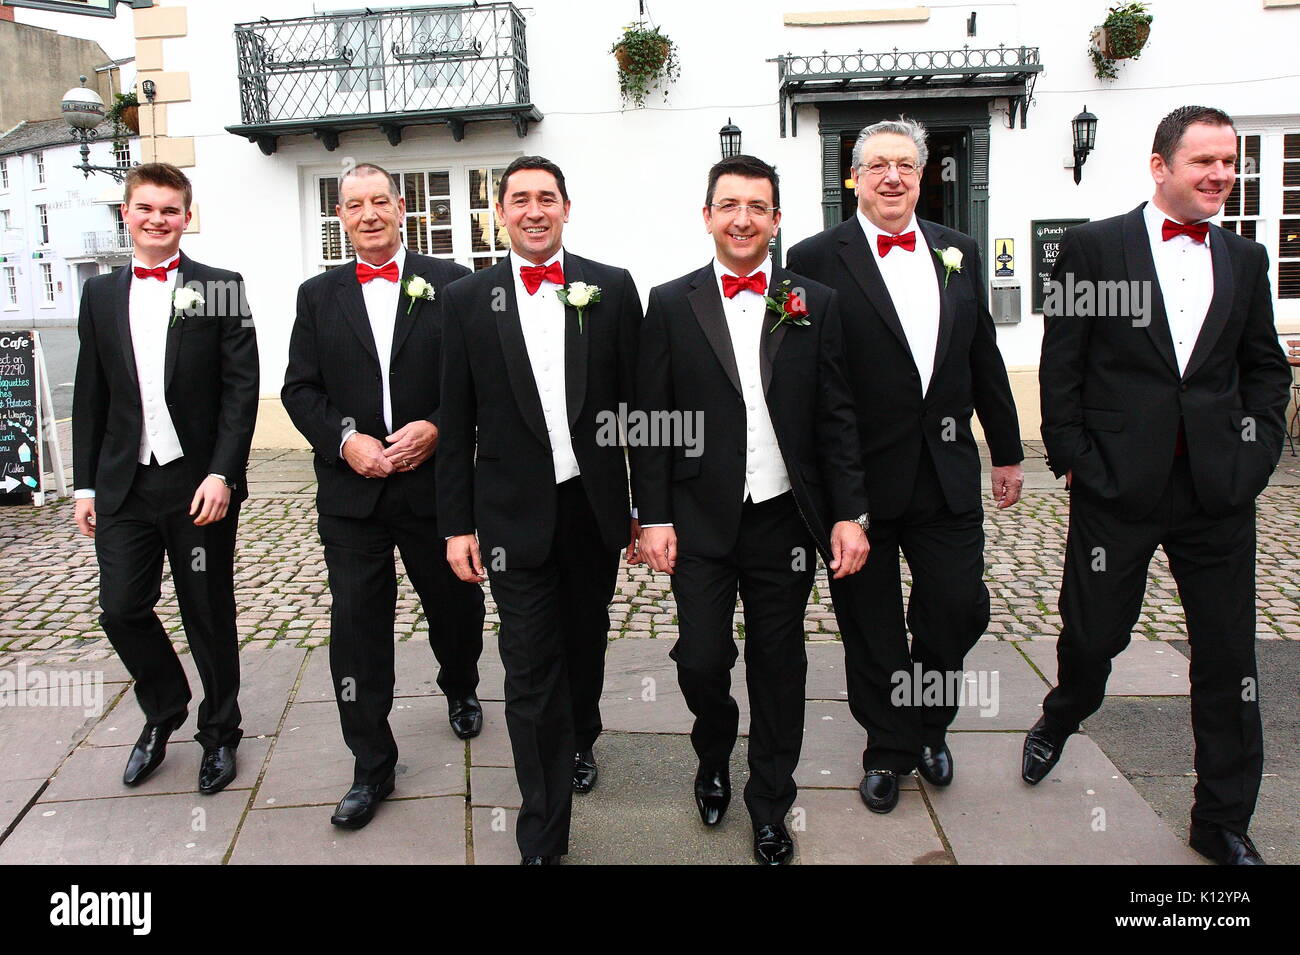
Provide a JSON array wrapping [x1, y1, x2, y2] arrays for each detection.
[[283, 163, 486, 830], [437, 156, 643, 864], [635, 155, 869, 865], [73, 163, 258, 795], [1026, 106, 1290, 865]]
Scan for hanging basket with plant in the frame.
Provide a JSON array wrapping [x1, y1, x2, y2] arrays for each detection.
[[1089, 2, 1153, 80], [106, 91, 140, 138], [611, 21, 680, 109]]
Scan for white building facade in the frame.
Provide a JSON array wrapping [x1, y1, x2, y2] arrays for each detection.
[[99, 0, 1300, 443]]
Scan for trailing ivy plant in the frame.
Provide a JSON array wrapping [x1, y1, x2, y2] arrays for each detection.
[[611, 22, 680, 108], [106, 91, 139, 143], [1089, 2, 1153, 80]]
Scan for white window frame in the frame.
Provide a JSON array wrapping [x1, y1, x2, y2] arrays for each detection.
[[3, 265, 17, 310], [1228, 118, 1300, 322], [113, 140, 132, 170], [35, 203, 49, 246], [39, 261, 55, 307], [34, 151, 45, 187], [0, 158, 9, 192], [306, 156, 517, 274]]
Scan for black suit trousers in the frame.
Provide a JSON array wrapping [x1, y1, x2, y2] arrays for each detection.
[[319, 479, 485, 786], [1043, 456, 1262, 832], [95, 459, 242, 749], [488, 477, 619, 857], [829, 445, 990, 774], [670, 491, 816, 826]]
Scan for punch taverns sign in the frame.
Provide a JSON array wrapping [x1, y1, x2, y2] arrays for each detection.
[[1031, 219, 1089, 314]]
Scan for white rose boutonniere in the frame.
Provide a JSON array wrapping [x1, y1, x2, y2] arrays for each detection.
[[404, 275, 435, 314], [933, 246, 963, 288], [171, 286, 204, 327], [556, 281, 602, 333]]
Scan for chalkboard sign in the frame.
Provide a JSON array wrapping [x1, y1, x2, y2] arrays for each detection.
[[1031, 219, 1089, 313], [0, 331, 41, 496]]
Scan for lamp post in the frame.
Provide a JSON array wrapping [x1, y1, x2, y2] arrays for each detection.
[[719, 118, 741, 159], [1071, 106, 1098, 185], [61, 76, 130, 182]]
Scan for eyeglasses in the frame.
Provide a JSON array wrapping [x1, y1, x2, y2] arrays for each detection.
[[709, 201, 779, 219], [858, 160, 920, 179]]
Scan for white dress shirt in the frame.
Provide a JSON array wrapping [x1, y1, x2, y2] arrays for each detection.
[[857, 211, 941, 396], [716, 256, 792, 504], [75, 252, 230, 499], [511, 249, 581, 484], [1144, 199, 1213, 375], [340, 247, 405, 455]]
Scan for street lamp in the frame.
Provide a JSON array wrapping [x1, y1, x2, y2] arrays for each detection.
[[719, 118, 741, 159], [1071, 106, 1098, 185], [61, 75, 129, 182]]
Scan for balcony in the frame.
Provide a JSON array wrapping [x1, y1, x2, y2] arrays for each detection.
[[771, 45, 1042, 136], [83, 227, 132, 257], [225, 3, 542, 155]]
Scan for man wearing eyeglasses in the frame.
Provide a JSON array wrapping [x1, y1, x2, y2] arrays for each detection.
[[635, 155, 868, 864], [787, 118, 1023, 814]]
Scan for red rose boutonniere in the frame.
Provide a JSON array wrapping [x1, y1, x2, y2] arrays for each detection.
[[763, 279, 812, 334]]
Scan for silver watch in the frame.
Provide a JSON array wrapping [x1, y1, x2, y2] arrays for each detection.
[[853, 512, 869, 532]]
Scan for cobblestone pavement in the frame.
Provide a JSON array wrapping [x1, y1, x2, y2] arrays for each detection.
[[3, 444, 1299, 663]]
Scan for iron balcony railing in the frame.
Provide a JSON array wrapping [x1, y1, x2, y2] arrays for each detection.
[[83, 226, 132, 256], [232, 3, 533, 140]]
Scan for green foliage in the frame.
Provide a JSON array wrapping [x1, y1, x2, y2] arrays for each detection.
[[107, 91, 139, 143], [611, 22, 680, 109], [1089, 2, 1153, 81]]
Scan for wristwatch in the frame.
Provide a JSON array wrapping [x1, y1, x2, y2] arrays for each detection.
[[853, 512, 870, 532]]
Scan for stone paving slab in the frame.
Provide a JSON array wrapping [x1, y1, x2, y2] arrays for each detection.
[[295, 637, 506, 703], [598, 638, 750, 733], [253, 698, 465, 809], [469, 765, 520, 809], [230, 796, 465, 865], [468, 701, 513, 768], [1020, 639, 1192, 696], [793, 788, 951, 865], [42, 738, 273, 803], [469, 806, 521, 865], [0, 779, 45, 837], [950, 641, 1050, 731], [0, 704, 105, 782], [85, 646, 306, 746], [0, 790, 249, 865], [922, 732, 1204, 865]]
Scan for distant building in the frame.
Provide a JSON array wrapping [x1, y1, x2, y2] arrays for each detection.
[[0, 15, 120, 128]]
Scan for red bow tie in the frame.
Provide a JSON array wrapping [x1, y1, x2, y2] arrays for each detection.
[[877, 231, 916, 256], [357, 261, 400, 284], [519, 261, 565, 295], [133, 259, 179, 281], [722, 272, 767, 298], [1161, 219, 1209, 244]]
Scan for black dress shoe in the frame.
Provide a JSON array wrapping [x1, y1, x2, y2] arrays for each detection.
[[573, 750, 598, 794], [694, 766, 730, 827], [122, 714, 185, 787], [917, 743, 954, 787], [198, 744, 237, 795], [1022, 716, 1070, 785], [753, 823, 794, 865], [1189, 821, 1266, 865], [859, 770, 899, 813], [520, 855, 560, 865], [447, 694, 483, 740], [330, 775, 396, 829]]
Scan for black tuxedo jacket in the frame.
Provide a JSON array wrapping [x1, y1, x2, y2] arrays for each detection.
[[435, 253, 642, 568], [786, 217, 1022, 519], [73, 252, 259, 515], [282, 251, 470, 519], [631, 263, 866, 561], [1039, 203, 1290, 518]]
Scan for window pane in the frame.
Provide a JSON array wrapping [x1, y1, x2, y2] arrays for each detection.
[[406, 214, 429, 253], [1223, 182, 1241, 217], [470, 211, 491, 253], [1285, 133, 1300, 161], [1285, 163, 1300, 188], [1286, 191, 1300, 216], [320, 177, 339, 217], [429, 229, 453, 255], [404, 172, 427, 211], [1278, 259, 1299, 299], [1243, 135, 1260, 173], [321, 221, 343, 260], [430, 196, 451, 227], [1244, 178, 1260, 217], [1240, 220, 1256, 241], [1281, 219, 1300, 257]]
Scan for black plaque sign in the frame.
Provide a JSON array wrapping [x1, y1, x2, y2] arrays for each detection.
[[1031, 219, 1089, 313], [0, 331, 40, 496]]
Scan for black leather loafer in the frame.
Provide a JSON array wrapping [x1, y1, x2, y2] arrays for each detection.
[[1189, 821, 1266, 865], [859, 770, 900, 813], [1022, 716, 1070, 785], [330, 774, 396, 829], [198, 744, 237, 795], [753, 823, 794, 865], [122, 714, 186, 787], [694, 765, 730, 827], [917, 743, 954, 787], [573, 750, 598, 794], [448, 694, 483, 740]]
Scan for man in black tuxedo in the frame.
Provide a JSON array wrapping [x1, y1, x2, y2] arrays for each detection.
[[787, 119, 1023, 813], [1025, 106, 1290, 865], [73, 162, 258, 795], [282, 162, 485, 829], [437, 156, 642, 864], [635, 155, 869, 865]]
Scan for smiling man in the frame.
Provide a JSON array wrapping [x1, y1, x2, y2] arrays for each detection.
[[73, 163, 258, 795], [634, 155, 868, 864], [787, 119, 1023, 813], [283, 162, 486, 830], [436, 156, 643, 864], [1028, 106, 1290, 865]]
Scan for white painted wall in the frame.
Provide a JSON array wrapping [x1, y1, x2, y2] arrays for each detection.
[[145, 0, 1300, 395]]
